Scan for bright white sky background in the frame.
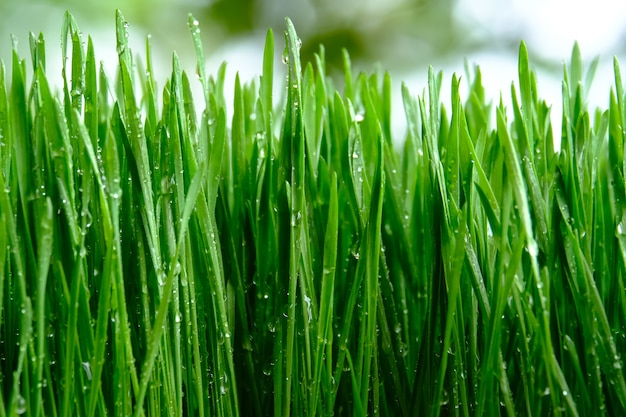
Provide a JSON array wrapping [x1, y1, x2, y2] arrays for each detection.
[[451, 0, 626, 125]]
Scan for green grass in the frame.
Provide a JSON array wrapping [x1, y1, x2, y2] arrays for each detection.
[[1, 10, 626, 416]]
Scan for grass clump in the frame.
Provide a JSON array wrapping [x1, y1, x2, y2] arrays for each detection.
[[1, 10, 626, 416]]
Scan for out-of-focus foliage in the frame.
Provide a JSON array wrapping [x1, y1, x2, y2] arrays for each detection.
[[0, 0, 482, 72]]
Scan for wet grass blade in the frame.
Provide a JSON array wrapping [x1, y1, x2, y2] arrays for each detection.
[[2, 12, 626, 417]]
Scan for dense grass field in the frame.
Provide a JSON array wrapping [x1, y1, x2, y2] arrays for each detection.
[[1, 10, 626, 416]]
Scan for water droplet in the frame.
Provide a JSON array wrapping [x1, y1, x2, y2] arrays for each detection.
[[15, 394, 26, 414], [291, 211, 302, 227], [282, 48, 289, 65], [82, 361, 92, 380], [263, 362, 274, 376], [440, 389, 449, 406], [304, 295, 312, 323], [398, 342, 408, 358]]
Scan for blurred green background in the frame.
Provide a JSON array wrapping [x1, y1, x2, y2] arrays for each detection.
[[2, 0, 626, 136], [0, 0, 472, 70], [0, 0, 483, 81]]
